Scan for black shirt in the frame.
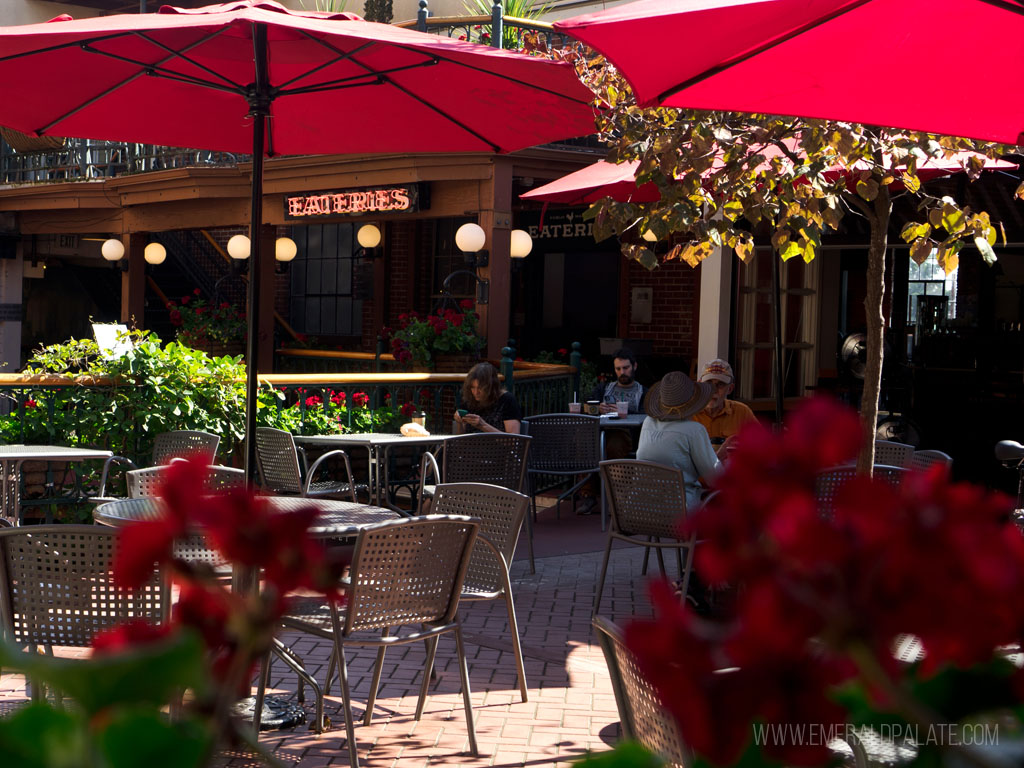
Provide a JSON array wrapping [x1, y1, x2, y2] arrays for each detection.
[[468, 391, 522, 432]]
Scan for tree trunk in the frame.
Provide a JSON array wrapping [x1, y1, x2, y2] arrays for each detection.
[[856, 188, 891, 476]]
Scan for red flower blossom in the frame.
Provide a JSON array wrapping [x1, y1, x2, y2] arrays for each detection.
[[169, 310, 183, 327], [193, 288, 201, 295], [331, 391, 346, 406], [92, 620, 174, 655], [400, 401, 416, 417], [557, 347, 568, 356], [180, 295, 190, 305], [305, 395, 322, 408], [459, 299, 474, 310], [352, 391, 370, 408], [24, 399, 36, 409]]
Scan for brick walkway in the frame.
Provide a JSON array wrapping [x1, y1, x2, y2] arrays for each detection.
[[0, 515, 677, 768]]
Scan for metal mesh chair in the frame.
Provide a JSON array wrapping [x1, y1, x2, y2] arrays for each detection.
[[592, 616, 692, 768], [417, 433, 531, 508], [254, 427, 358, 501], [595, 460, 694, 616], [815, 464, 908, 518], [910, 449, 953, 473], [522, 414, 601, 572], [0, 525, 168, 698], [430, 482, 530, 702], [126, 464, 245, 498], [873, 440, 914, 468], [263, 516, 480, 768], [97, 429, 221, 501]]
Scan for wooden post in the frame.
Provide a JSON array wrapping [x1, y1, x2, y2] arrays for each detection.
[[120, 234, 145, 328]]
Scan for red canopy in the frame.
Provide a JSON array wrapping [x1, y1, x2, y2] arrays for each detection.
[[0, 0, 595, 155], [556, 0, 1024, 145]]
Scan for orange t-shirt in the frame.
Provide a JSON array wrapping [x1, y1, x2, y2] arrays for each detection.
[[692, 399, 759, 443]]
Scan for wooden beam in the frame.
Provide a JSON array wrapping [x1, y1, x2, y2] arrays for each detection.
[[121, 234, 145, 328]]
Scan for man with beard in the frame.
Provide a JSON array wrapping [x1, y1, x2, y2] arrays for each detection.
[[593, 348, 645, 414], [577, 348, 644, 515], [692, 358, 759, 457]]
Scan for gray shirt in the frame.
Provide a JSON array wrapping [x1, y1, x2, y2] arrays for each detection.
[[598, 381, 644, 414], [636, 417, 721, 510]]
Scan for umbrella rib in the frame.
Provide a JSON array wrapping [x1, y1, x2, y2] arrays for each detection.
[[279, 61, 437, 96], [275, 35, 375, 90], [80, 43, 246, 95], [34, 28, 234, 135], [131, 30, 247, 91], [656, 0, 871, 104]]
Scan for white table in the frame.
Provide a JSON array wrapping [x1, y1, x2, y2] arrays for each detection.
[[0, 444, 113, 525], [294, 432, 458, 512]]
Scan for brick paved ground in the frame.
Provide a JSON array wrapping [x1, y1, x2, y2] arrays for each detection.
[[0, 510, 680, 768]]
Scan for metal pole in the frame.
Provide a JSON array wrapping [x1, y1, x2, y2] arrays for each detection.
[[244, 23, 269, 484], [771, 253, 784, 427]]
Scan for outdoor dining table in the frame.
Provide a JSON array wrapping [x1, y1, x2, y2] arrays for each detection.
[[293, 432, 459, 513], [0, 444, 114, 525]]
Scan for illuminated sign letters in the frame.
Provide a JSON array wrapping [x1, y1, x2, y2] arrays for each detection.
[[285, 183, 427, 220]]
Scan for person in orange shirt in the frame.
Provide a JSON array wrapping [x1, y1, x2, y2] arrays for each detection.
[[692, 358, 760, 457]]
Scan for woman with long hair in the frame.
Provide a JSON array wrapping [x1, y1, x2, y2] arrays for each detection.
[[454, 362, 522, 434]]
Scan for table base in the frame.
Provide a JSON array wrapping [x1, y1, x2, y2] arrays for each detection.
[[232, 695, 307, 730]]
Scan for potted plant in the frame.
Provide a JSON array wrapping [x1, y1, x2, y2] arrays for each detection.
[[387, 301, 483, 372], [167, 290, 246, 358]]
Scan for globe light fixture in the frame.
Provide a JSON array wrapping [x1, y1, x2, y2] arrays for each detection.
[[356, 223, 381, 250], [455, 222, 486, 254], [101, 238, 125, 262], [275, 236, 297, 262], [144, 242, 166, 265], [510, 229, 533, 259], [227, 234, 251, 260]]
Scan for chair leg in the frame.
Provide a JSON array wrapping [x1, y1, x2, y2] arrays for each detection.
[[655, 539, 667, 575], [271, 638, 325, 733], [592, 535, 614, 616], [328, 604, 359, 768], [252, 651, 271, 732], [500, 578, 528, 702], [416, 635, 441, 720], [524, 481, 537, 575], [678, 538, 697, 601], [324, 649, 335, 696], [676, 547, 684, 579], [453, 623, 479, 757], [640, 537, 653, 575], [362, 629, 389, 727]]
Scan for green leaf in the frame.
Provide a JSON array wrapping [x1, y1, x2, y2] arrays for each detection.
[[575, 742, 665, 768], [855, 178, 879, 201], [98, 709, 212, 768], [780, 241, 803, 261], [0, 631, 208, 716], [0, 703, 85, 768], [910, 239, 932, 266], [723, 200, 744, 221], [940, 203, 966, 234]]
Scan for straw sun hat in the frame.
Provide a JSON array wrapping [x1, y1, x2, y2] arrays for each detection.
[[645, 371, 713, 421]]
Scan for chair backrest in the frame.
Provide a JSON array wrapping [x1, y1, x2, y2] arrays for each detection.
[[522, 414, 601, 473], [440, 433, 532, 492], [600, 459, 687, 538], [344, 516, 479, 635], [151, 430, 220, 465], [592, 616, 691, 768], [127, 464, 246, 498], [431, 482, 530, 594], [910, 449, 953, 473], [254, 427, 303, 495], [816, 464, 908, 517], [0, 525, 166, 647], [873, 440, 914, 468]]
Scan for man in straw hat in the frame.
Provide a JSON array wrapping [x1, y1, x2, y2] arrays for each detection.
[[636, 371, 722, 511]]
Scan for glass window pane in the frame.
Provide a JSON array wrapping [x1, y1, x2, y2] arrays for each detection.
[[926, 282, 944, 295]]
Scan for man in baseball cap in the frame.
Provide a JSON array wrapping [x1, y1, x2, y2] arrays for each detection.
[[692, 358, 760, 456]]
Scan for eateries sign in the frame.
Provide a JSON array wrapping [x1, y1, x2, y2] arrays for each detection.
[[285, 183, 428, 220]]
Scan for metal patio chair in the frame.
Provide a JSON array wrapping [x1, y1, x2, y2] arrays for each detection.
[[909, 449, 953, 473], [254, 427, 358, 501], [126, 463, 245, 498], [594, 460, 695, 616], [522, 413, 601, 573], [430, 482, 531, 702], [0, 525, 168, 701], [592, 616, 692, 768], [416, 432, 530, 507], [96, 429, 221, 501], [261, 516, 481, 768], [815, 464, 908, 518], [873, 440, 914, 468]]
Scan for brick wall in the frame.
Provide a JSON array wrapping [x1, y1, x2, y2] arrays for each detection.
[[622, 258, 701, 362]]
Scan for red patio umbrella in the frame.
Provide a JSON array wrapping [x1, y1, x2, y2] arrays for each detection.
[[0, 0, 595, 476], [555, 0, 1024, 146]]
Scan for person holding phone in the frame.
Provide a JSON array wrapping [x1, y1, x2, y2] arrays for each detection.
[[454, 362, 522, 434]]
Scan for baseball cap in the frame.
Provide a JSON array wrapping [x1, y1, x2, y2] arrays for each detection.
[[699, 358, 734, 384]]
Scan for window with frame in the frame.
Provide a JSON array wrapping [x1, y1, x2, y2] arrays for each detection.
[[289, 223, 362, 336], [907, 256, 957, 324], [432, 217, 476, 301]]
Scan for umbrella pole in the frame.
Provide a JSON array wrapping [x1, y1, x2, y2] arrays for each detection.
[[771, 252, 784, 427], [244, 23, 270, 485]]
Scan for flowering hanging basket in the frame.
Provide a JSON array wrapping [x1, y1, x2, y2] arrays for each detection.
[[388, 301, 483, 371], [168, 290, 246, 358]]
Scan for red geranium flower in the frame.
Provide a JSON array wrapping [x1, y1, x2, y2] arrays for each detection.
[[92, 620, 174, 655]]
